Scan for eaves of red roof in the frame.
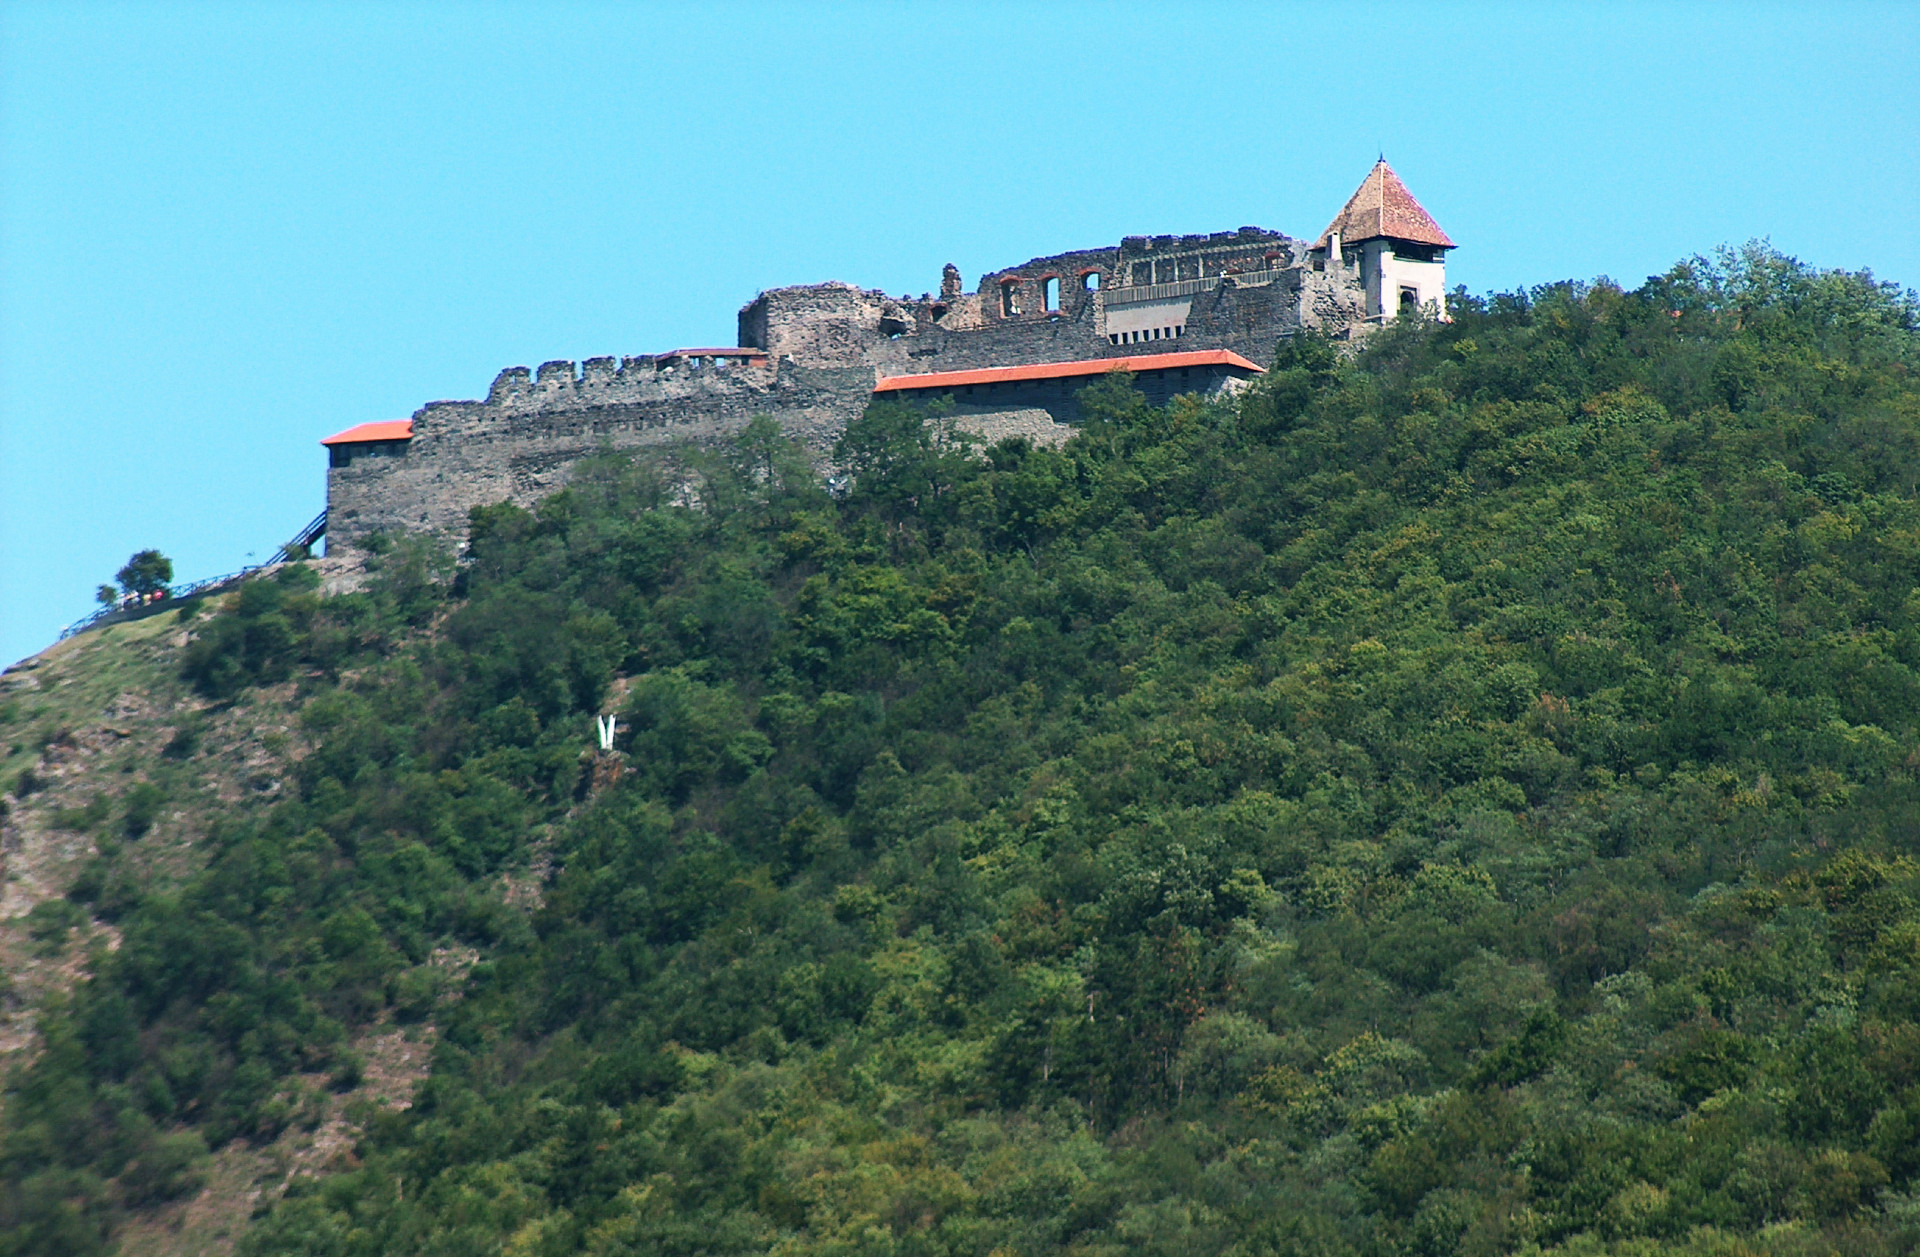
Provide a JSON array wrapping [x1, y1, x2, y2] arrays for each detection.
[[321, 419, 414, 446], [875, 349, 1263, 394]]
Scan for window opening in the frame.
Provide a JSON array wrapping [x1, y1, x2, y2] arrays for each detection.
[[1001, 281, 1020, 317], [1043, 277, 1060, 311], [1399, 287, 1419, 312], [1082, 271, 1100, 291]]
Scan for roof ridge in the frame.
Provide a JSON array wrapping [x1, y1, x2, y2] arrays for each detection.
[[1316, 160, 1453, 250]]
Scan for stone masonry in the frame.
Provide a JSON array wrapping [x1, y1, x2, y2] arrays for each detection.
[[323, 162, 1452, 550], [326, 355, 873, 543]]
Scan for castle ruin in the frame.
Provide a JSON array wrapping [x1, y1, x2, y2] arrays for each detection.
[[321, 161, 1452, 547]]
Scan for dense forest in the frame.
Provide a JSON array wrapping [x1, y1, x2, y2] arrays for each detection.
[[6, 244, 1920, 1256]]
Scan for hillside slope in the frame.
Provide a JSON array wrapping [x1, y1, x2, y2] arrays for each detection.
[[7, 244, 1920, 1257], [0, 575, 467, 1255]]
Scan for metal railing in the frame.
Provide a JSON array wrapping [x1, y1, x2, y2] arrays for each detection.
[[1101, 268, 1294, 308], [273, 510, 329, 564], [57, 510, 329, 641], [1101, 277, 1215, 305]]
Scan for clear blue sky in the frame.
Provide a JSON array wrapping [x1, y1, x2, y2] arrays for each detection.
[[3, 2, 1916, 667]]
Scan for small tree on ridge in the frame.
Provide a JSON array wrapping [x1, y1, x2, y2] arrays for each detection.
[[115, 550, 173, 597]]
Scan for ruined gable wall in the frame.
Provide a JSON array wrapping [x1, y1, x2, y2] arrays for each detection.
[[974, 245, 1121, 326], [739, 284, 891, 366]]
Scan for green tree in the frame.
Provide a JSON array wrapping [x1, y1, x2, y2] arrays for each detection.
[[114, 548, 173, 596]]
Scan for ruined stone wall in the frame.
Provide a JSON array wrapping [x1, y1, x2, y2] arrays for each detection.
[[326, 224, 1379, 554], [737, 226, 1357, 384], [1298, 254, 1370, 332], [977, 245, 1120, 326], [738, 284, 894, 366], [325, 357, 873, 549], [950, 408, 1076, 450]]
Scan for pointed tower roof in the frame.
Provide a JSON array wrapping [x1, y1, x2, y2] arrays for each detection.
[[1318, 160, 1454, 250]]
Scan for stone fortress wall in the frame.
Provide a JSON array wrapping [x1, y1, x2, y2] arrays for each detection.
[[324, 163, 1449, 550], [736, 227, 1368, 377], [325, 228, 1367, 548], [325, 355, 874, 543]]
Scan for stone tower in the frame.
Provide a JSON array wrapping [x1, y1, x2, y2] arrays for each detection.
[[1317, 160, 1454, 322]]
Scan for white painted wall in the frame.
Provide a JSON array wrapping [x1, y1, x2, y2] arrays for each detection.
[[1359, 241, 1447, 321], [1101, 296, 1193, 341]]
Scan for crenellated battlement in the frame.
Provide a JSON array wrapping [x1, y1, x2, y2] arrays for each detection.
[[477, 350, 783, 412]]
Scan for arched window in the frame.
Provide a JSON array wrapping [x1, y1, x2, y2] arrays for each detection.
[[1000, 280, 1020, 317], [1043, 276, 1060, 312], [1399, 287, 1419, 313], [1081, 270, 1101, 291]]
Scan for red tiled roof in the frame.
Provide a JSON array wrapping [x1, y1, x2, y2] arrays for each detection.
[[1318, 161, 1454, 250], [874, 349, 1263, 393], [321, 419, 414, 446]]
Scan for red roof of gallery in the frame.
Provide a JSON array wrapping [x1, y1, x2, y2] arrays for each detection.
[[321, 420, 414, 446], [1317, 160, 1454, 250], [874, 349, 1263, 393]]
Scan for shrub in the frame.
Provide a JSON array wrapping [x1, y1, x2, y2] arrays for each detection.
[[121, 782, 164, 838]]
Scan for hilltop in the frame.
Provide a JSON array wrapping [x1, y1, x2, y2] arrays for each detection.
[[5, 244, 1920, 1257]]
